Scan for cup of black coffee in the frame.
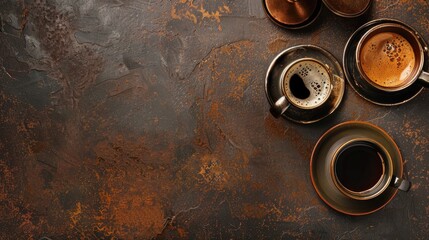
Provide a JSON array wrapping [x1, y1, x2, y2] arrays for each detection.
[[356, 23, 429, 92], [270, 58, 333, 118], [331, 138, 411, 200]]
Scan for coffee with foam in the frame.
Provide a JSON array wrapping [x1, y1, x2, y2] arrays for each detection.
[[282, 59, 332, 109], [359, 32, 416, 88]]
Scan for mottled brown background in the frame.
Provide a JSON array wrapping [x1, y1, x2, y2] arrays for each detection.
[[0, 0, 428, 239]]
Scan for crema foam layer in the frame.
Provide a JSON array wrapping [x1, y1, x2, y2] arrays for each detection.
[[283, 59, 331, 108], [360, 32, 415, 88]]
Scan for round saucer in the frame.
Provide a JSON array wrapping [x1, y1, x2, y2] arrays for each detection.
[[263, 0, 322, 29], [310, 121, 404, 215], [322, 0, 372, 18], [343, 18, 427, 106], [265, 45, 345, 124]]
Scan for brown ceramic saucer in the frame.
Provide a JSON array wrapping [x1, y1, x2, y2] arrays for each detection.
[[322, 0, 372, 18], [263, 0, 322, 29], [310, 121, 404, 215]]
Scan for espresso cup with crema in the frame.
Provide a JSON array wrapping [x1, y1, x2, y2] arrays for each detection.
[[356, 23, 429, 92], [270, 58, 333, 118]]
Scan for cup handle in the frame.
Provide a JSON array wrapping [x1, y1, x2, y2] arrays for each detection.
[[270, 96, 290, 118], [390, 175, 411, 192], [418, 71, 429, 87]]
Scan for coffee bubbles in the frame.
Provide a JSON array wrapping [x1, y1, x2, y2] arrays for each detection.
[[359, 32, 416, 88], [283, 59, 332, 109]]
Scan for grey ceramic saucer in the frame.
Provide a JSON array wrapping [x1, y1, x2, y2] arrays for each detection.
[[265, 45, 345, 124], [310, 121, 404, 215], [343, 18, 428, 106]]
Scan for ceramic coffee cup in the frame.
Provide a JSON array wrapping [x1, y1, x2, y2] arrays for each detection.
[[331, 138, 411, 201], [356, 23, 429, 92], [270, 58, 334, 118], [311, 121, 411, 215]]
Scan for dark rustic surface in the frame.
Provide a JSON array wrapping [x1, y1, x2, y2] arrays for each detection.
[[0, 0, 428, 239]]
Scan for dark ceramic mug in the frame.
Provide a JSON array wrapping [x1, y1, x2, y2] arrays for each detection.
[[331, 138, 411, 200]]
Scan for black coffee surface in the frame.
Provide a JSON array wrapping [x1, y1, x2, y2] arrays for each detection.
[[335, 143, 384, 192], [290, 74, 310, 99]]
